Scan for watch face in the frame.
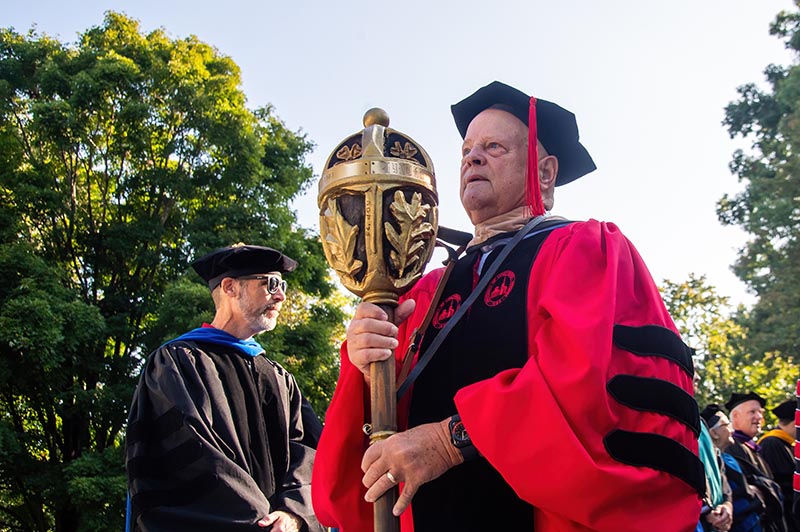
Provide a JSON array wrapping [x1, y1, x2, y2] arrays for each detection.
[[451, 421, 470, 447]]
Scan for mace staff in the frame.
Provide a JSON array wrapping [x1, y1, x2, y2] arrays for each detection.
[[318, 108, 439, 532]]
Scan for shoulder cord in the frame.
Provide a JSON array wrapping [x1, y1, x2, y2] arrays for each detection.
[[396, 241, 464, 389], [396, 215, 552, 400]]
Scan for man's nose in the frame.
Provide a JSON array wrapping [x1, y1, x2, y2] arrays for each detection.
[[465, 144, 488, 165], [271, 288, 287, 302]]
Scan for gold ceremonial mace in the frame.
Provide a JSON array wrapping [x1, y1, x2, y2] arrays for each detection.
[[318, 108, 438, 532]]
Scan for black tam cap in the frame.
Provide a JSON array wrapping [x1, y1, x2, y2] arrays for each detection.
[[700, 404, 723, 426], [191, 244, 297, 290], [771, 399, 796, 422], [724, 391, 766, 412], [451, 80, 596, 187]]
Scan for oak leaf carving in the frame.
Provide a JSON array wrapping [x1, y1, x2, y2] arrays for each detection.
[[321, 198, 363, 276], [384, 190, 433, 278]]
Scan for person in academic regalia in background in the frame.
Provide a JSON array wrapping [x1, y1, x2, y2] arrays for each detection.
[[704, 404, 763, 532], [697, 399, 733, 532], [794, 381, 800, 526], [758, 399, 799, 532], [726, 392, 788, 532], [126, 244, 324, 532]]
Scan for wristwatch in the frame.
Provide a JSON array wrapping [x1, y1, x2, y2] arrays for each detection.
[[448, 414, 479, 461]]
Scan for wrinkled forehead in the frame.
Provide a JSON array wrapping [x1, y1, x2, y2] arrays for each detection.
[[463, 109, 550, 157], [465, 108, 527, 139], [737, 400, 764, 413], [462, 110, 529, 156]]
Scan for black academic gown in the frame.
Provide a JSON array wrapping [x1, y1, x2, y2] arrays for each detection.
[[728, 436, 788, 532], [760, 432, 800, 532], [126, 340, 324, 532]]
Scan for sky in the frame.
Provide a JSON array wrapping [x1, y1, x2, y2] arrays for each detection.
[[5, 0, 797, 307]]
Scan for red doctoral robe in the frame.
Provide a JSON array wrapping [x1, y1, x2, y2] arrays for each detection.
[[312, 220, 702, 531]]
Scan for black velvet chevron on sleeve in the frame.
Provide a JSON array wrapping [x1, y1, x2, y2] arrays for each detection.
[[127, 406, 223, 515], [612, 324, 695, 377], [604, 430, 705, 495], [607, 375, 700, 436], [132, 472, 220, 513], [604, 324, 704, 494], [126, 405, 184, 446]]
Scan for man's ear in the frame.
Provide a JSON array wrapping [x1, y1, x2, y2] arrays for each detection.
[[539, 155, 558, 189], [219, 277, 238, 297], [538, 155, 558, 211]]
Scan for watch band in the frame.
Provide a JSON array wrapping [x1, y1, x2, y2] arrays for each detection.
[[458, 440, 480, 461], [448, 414, 480, 462]]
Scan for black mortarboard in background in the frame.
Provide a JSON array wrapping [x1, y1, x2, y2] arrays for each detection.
[[700, 404, 723, 427], [191, 244, 297, 290], [724, 391, 766, 412], [771, 399, 796, 422], [451, 81, 596, 187]]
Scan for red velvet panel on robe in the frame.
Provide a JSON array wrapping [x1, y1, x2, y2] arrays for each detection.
[[312, 269, 443, 532], [312, 220, 701, 532]]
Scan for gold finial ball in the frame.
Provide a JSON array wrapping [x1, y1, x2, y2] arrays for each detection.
[[363, 107, 390, 128]]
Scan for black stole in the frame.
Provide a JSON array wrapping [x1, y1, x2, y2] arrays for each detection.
[[407, 223, 566, 531]]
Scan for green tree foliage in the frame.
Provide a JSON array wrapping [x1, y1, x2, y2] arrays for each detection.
[[660, 274, 796, 424], [661, 275, 745, 406], [0, 13, 342, 531], [720, 3, 800, 376]]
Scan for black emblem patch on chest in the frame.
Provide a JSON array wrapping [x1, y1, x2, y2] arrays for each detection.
[[433, 293, 462, 329], [484, 270, 515, 307]]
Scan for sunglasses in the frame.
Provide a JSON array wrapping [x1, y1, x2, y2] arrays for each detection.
[[238, 274, 287, 294]]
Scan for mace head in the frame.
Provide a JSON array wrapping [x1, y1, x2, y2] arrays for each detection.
[[318, 108, 439, 304]]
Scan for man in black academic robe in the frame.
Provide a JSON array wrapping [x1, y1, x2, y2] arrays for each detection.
[[126, 244, 324, 532], [726, 392, 788, 532], [759, 400, 799, 532]]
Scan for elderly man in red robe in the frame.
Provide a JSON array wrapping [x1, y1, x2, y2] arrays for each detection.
[[312, 81, 703, 531]]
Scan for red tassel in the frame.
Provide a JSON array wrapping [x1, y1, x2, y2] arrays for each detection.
[[526, 96, 544, 216]]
